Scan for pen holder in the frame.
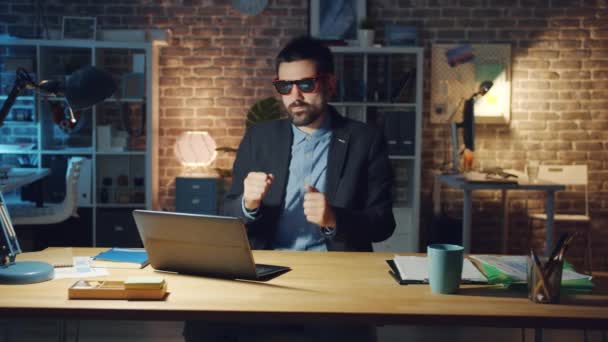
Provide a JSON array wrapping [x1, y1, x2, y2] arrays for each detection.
[[527, 255, 563, 304]]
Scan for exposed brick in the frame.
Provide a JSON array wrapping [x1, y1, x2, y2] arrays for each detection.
[[216, 98, 245, 107], [161, 67, 191, 77], [163, 47, 192, 57], [160, 77, 181, 87], [561, 112, 592, 120], [191, 27, 221, 37], [163, 88, 193, 97], [178, 77, 211, 88], [575, 141, 604, 150], [166, 108, 194, 117], [195, 88, 224, 98], [193, 67, 222, 77], [518, 121, 547, 130], [160, 98, 184, 107]]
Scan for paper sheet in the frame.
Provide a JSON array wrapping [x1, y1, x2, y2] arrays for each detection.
[[52, 257, 109, 279], [393, 255, 487, 283]]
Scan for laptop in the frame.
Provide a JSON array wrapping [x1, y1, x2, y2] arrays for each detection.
[[132, 210, 290, 281]]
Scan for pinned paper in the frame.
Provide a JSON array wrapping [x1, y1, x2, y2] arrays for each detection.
[[445, 44, 474, 67]]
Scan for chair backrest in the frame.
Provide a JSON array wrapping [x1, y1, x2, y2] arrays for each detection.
[[62, 157, 85, 218], [10, 157, 86, 226], [538, 164, 588, 215], [538, 165, 587, 186]]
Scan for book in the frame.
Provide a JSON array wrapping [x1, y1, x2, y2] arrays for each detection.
[[387, 255, 488, 285], [91, 248, 149, 269]]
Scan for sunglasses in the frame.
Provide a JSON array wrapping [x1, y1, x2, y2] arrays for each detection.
[[272, 76, 324, 95]]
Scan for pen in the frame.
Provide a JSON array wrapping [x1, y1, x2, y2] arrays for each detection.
[[531, 250, 551, 300]]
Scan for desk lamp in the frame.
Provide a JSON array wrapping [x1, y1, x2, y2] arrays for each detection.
[[0, 66, 116, 284], [449, 80, 493, 173]]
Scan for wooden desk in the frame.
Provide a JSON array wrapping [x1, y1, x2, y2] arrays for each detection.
[[0, 249, 606, 330], [437, 172, 565, 255]]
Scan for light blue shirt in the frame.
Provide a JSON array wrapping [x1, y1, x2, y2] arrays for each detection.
[[273, 116, 333, 251]]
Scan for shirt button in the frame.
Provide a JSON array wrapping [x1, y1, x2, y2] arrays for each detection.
[[305, 152, 312, 159], [304, 176, 310, 185]]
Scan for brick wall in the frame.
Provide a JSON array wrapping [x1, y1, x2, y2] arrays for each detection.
[[2, 0, 607, 270]]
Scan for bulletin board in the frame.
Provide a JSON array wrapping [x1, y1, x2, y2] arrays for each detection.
[[430, 44, 511, 124]]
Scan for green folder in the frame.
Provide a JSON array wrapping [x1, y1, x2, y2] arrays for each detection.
[[471, 255, 594, 292]]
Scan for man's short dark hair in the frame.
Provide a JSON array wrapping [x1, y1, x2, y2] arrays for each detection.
[[275, 36, 334, 75]]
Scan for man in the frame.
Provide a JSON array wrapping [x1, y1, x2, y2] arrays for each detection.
[[184, 36, 395, 342], [224, 36, 395, 251]]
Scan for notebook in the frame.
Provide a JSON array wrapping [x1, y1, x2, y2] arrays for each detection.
[[91, 248, 149, 269], [387, 255, 488, 285]]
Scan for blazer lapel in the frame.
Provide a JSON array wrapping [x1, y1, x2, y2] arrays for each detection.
[[270, 119, 293, 205], [326, 113, 350, 202]]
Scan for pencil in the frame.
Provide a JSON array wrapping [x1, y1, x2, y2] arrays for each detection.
[[532, 250, 551, 301]]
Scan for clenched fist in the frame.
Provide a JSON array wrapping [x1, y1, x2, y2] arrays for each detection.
[[243, 172, 274, 210], [303, 186, 336, 228]]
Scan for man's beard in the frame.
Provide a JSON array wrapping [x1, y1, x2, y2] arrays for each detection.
[[285, 100, 323, 127]]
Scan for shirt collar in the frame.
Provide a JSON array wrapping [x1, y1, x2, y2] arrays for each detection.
[[291, 111, 332, 145]]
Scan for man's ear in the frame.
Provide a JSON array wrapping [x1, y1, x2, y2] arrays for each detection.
[[325, 74, 337, 97]]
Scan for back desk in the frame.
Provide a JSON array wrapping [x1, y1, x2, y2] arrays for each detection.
[[0, 248, 606, 329]]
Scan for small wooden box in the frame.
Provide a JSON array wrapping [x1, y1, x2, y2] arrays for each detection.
[[68, 280, 167, 300]]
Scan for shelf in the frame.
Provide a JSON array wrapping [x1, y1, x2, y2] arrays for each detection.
[[1, 120, 37, 126], [0, 150, 38, 154], [0, 95, 35, 101], [389, 155, 416, 160], [96, 151, 146, 155], [104, 97, 146, 103], [0, 35, 166, 248], [41, 148, 93, 155], [96, 203, 146, 208], [330, 102, 417, 108], [330, 46, 423, 54]]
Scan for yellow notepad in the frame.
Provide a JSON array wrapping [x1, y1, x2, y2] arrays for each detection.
[[124, 276, 166, 290]]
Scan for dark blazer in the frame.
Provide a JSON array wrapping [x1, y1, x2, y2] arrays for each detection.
[[223, 107, 396, 252]]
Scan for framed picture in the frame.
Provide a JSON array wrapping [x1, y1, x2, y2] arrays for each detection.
[[310, 0, 366, 43], [62, 16, 96, 40]]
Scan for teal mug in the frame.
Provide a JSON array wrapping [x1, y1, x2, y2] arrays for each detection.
[[427, 244, 464, 294]]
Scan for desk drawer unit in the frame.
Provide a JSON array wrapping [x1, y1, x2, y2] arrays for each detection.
[[175, 177, 217, 215]]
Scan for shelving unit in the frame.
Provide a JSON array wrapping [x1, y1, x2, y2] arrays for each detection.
[[0, 34, 166, 247], [330, 46, 423, 252]]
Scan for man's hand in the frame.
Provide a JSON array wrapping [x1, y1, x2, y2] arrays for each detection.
[[303, 186, 336, 228], [243, 172, 274, 210]]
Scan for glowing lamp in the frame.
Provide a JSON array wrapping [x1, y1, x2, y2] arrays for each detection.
[[174, 131, 217, 167]]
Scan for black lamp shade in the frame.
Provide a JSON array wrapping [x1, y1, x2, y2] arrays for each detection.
[[65, 66, 117, 109]]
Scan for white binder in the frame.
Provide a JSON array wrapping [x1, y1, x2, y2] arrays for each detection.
[[78, 158, 92, 206]]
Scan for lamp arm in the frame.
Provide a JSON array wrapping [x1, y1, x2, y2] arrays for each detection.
[[446, 97, 465, 123], [0, 68, 36, 127], [0, 193, 21, 265]]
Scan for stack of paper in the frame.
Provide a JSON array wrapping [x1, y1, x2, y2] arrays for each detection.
[[389, 256, 488, 284], [469, 255, 593, 289]]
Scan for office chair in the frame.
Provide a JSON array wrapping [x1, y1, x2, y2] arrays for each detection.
[[8, 157, 85, 225], [527, 164, 592, 273]]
